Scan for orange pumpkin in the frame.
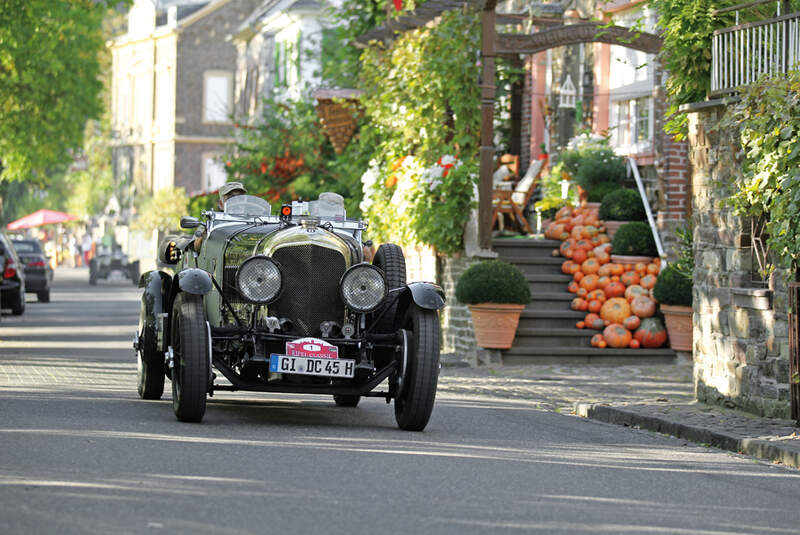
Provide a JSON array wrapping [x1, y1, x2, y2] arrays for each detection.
[[609, 263, 624, 276], [630, 296, 656, 318], [629, 339, 641, 349], [624, 284, 649, 302], [555, 206, 572, 220], [573, 271, 585, 282], [588, 299, 602, 313], [567, 281, 579, 293], [594, 251, 611, 265], [600, 297, 631, 324], [552, 249, 560, 257], [590, 333, 605, 347], [634, 262, 647, 274], [598, 264, 614, 277], [576, 239, 594, 251], [597, 339, 607, 348], [603, 324, 633, 348], [640, 274, 658, 289], [546, 223, 565, 240], [587, 289, 607, 303], [623, 315, 641, 331], [576, 287, 588, 298], [620, 271, 641, 287], [560, 239, 577, 258], [566, 262, 581, 275], [633, 317, 668, 348], [570, 297, 586, 311], [579, 274, 599, 291], [603, 281, 626, 298], [576, 321, 585, 329], [584, 313, 604, 330], [581, 258, 601, 275], [646, 263, 660, 275], [572, 248, 588, 264], [597, 233, 611, 244], [597, 275, 611, 289], [570, 225, 585, 239], [562, 260, 575, 274], [623, 264, 632, 272], [650, 287, 658, 303]]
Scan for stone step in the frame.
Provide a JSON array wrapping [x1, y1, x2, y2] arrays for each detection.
[[501, 346, 677, 365], [528, 291, 574, 308], [517, 312, 586, 331], [526, 273, 573, 293], [513, 327, 595, 347]]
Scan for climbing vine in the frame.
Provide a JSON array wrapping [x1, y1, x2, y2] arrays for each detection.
[[719, 70, 800, 271], [358, 8, 482, 254]]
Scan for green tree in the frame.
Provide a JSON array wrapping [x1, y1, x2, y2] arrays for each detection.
[[0, 0, 124, 182]]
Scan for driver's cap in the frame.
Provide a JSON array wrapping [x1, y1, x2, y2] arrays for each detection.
[[219, 181, 246, 198]]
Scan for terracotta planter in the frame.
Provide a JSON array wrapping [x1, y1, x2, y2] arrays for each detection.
[[603, 220, 631, 239], [584, 202, 601, 211], [611, 254, 655, 265], [468, 303, 525, 349], [660, 304, 693, 352]]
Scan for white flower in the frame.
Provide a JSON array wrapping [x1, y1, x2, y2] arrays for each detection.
[[440, 154, 457, 166]]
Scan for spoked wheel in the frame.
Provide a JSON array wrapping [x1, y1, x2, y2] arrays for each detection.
[[136, 300, 165, 400], [372, 244, 406, 333], [333, 394, 360, 407], [394, 304, 440, 431], [170, 293, 209, 422]]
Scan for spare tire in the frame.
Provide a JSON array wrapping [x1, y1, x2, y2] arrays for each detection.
[[371, 244, 406, 333]]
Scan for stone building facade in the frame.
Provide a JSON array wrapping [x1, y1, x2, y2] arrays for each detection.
[[110, 0, 260, 200], [686, 104, 791, 418]]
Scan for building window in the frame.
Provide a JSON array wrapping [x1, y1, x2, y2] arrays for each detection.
[[611, 97, 652, 153], [203, 154, 227, 192], [203, 71, 233, 123]]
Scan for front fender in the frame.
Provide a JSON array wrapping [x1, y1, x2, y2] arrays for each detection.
[[138, 270, 172, 360], [406, 282, 446, 310], [175, 268, 213, 296]]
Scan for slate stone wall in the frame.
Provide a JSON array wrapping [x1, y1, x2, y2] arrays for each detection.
[[687, 106, 791, 418]]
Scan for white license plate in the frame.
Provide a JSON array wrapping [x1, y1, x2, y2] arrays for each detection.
[[269, 354, 355, 378]]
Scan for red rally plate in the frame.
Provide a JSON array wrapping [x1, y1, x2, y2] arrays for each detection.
[[285, 337, 339, 359]]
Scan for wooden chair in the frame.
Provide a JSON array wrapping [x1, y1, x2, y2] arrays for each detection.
[[491, 159, 545, 234]]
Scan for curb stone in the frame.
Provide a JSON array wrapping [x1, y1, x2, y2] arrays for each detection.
[[574, 402, 800, 469]]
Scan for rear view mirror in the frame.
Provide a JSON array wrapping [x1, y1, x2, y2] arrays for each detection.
[[180, 216, 201, 229]]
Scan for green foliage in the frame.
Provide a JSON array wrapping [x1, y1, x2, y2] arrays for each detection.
[[652, 0, 740, 138], [586, 181, 621, 203], [358, 8, 482, 253], [672, 225, 695, 277], [455, 260, 531, 305], [0, 0, 126, 182], [63, 119, 114, 219], [223, 98, 368, 218], [555, 137, 625, 191], [611, 221, 657, 257], [652, 264, 692, 306], [599, 189, 646, 221], [132, 187, 189, 234], [718, 70, 800, 270], [187, 193, 217, 219]]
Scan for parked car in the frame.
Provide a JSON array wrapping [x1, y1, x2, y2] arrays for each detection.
[[0, 232, 26, 315], [10, 238, 53, 302], [89, 242, 139, 285], [134, 193, 445, 430]]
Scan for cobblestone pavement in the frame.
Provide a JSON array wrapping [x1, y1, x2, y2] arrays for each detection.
[[439, 360, 800, 469]]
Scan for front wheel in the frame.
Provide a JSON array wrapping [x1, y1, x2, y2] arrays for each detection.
[[170, 293, 209, 422], [394, 304, 440, 431], [137, 301, 165, 400], [10, 288, 25, 315]]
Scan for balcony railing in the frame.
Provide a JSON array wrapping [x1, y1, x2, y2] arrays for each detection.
[[711, 1, 800, 95]]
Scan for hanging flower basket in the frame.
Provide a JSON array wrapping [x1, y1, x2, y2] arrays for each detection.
[[313, 89, 363, 155]]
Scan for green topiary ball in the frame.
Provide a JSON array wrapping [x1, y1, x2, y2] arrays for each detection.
[[455, 260, 531, 305], [610, 221, 658, 256], [599, 189, 646, 221], [586, 181, 620, 203], [652, 264, 692, 306]]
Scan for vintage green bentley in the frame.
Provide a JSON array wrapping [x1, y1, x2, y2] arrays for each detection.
[[133, 194, 445, 430]]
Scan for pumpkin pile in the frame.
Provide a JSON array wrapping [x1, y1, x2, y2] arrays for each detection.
[[546, 204, 668, 350]]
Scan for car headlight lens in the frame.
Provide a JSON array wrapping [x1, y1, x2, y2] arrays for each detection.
[[236, 256, 282, 303], [341, 264, 386, 313]]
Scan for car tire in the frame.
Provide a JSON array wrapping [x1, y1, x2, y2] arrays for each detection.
[[137, 303, 165, 400], [372, 244, 406, 333], [89, 269, 97, 285], [10, 287, 25, 315], [170, 293, 208, 422], [333, 394, 360, 407], [394, 304, 439, 431], [37, 290, 50, 303]]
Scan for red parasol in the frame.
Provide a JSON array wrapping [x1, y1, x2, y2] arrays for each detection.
[[6, 209, 77, 230]]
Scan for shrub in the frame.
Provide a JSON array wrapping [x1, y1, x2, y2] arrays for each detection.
[[587, 181, 621, 203], [652, 263, 692, 306], [611, 222, 657, 257], [599, 189, 646, 221], [555, 140, 626, 191], [455, 260, 531, 305]]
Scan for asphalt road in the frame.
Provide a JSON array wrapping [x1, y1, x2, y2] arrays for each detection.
[[1, 268, 800, 535]]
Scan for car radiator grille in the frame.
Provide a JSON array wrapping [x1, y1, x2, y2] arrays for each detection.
[[224, 244, 346, 336]]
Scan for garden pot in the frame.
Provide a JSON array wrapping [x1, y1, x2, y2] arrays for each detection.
[[584, 202, 601, 212], [611, 254, 654, 265], [468, 303, 525, 349], [660, 304, 693, 352], [603, 220, 630, 240]]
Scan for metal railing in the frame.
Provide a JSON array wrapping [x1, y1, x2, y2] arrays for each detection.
[[627, 158, 665, 260], [711, 1, 800, 95]]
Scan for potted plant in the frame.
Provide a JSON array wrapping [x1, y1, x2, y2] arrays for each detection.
[[610, 221, 658, 264], [455, 259, 531, 349], [599, 188, 646, 239], [652, 227, 693, 352]]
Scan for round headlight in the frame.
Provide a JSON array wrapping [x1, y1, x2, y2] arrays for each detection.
[[341, 264, 387, 313], [236, 256, 282, 303]]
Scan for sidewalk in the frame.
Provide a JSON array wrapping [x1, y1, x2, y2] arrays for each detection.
[[438, 357, 800, 469]]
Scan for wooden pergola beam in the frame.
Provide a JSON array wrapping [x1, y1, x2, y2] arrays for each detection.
[[496, 23, 663, 56]]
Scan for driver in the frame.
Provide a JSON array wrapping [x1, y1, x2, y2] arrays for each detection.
[[218, 182, 247, 211]]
